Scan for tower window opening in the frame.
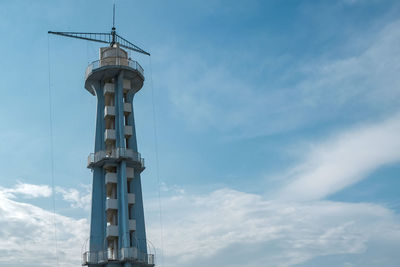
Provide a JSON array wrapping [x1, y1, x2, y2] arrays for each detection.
[[124, 115, 129, 126], [106, 209, 118, 226], [127, 180, 131, 193], [105, 140, 116, 152], [125, 138, 129, 149], [104, 166, 117, 173], [128, 204, 133, 220], [105, 93, 115, 106], [106, 182, 117, 199], [106, 183, 117, 199], [105, 117, 115, 130]]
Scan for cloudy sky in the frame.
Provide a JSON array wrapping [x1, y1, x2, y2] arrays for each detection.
[[0, 0, 399, 266]]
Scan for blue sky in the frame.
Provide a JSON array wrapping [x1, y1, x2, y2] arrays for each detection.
[[0, 0, 399, 266]]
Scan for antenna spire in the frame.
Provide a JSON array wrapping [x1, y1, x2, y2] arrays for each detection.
[[113, 4, 115, 28], [111, 4, 116, 46]]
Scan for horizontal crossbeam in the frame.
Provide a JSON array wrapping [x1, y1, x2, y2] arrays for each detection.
[[48, 31, 150, 56]]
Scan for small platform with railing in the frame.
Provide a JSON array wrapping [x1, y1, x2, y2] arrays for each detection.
[[85, 57, 144, 81], [87, 147, 145, 170], [82, 247, 154, 266]]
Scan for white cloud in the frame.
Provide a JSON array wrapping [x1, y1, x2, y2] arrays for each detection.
[[159, 18, 400, 138], [0, 182, 92, 210], [0, 189, 88, 267], [278, 113, 400, 201], [298, 19, 400, 111], [0, 182, 52, 199], [145, 188, 400, 267], [160, 182, 185, 194], [0, 180, 398, 267], [56, 184, 91, 210]]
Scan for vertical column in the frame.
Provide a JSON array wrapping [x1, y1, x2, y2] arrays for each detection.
[[95, 81, 105, 152], [117, 161, 130, 249], [132, 171, 147, 254], [126, 91, 138, 152], [126, 92, 148, 255], [115, 71, 125, 149], [90, 83, 106, 253], [115, 71, 130, 251]]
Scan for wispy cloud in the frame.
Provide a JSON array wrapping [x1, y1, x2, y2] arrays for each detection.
[[146, 188, 400, 267], [0, 189, 88, 267], [0, 182, 92, 210], [278, 113, 400, 201], [0, 178, 399, 267], [158, 18, 400, 138], [0, 182, 52, 199], [297, 19, 400, 113], [56, 184, 91, 210]]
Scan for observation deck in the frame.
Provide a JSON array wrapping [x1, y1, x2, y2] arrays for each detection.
[[87, 147, 145, 171], [86, 58, 144, 80], [84, 46, 145, 95]]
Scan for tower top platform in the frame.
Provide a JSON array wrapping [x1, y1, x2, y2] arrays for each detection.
[[84, 45, 145, 96]]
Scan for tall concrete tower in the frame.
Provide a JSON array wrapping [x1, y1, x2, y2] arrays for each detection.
[[83, 44, 153, 267], [49, 22, 154, 267]]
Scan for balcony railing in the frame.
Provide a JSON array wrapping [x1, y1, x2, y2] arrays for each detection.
[[87, 147, 145, 169], [85, 57, 144, 80], [82, 248, 154, 266]]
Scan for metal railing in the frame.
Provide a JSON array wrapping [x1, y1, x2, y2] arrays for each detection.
[[148, 254, 155, 265], [87, 147, 145, 168], [85, 57, 144, 80], [82, 248, 154, 266]]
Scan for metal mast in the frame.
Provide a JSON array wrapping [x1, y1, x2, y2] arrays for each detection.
[[49, 6, 154, 267], [48, 6, 150, 56]]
